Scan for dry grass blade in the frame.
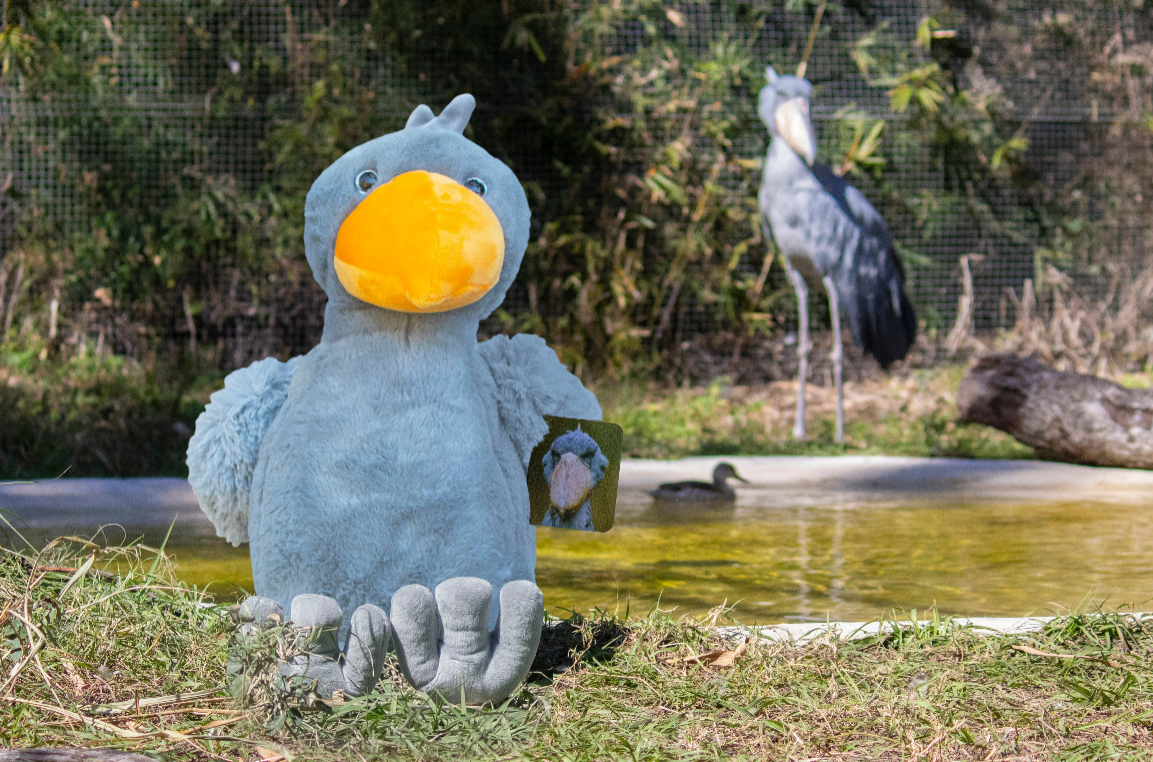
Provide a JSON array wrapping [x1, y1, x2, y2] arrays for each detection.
[[0, 750, 157, 761], [3, 696, 175, 739], [1011, 643, 1123, 668], [682, 636, 751, 667], [33, 565, 118, 581], [84, 688, 222, 716], [55, 555, 95, 601], [195, 716, 245, 731], [795, 0, 829, 78], [997, 265, 1153, 376]]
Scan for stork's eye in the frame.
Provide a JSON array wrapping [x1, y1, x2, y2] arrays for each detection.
[[464, 177, 486, 196], [355, 170, 379, 194]]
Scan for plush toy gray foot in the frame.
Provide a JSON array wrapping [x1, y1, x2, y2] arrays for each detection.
[[235, 594, 391, 698], [282, 594, 392, 698], [390, 577, 544, 704], [235, 594, 287, 635]]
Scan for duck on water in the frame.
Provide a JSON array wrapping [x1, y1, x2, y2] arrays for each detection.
[[650, 463, 749, 502]]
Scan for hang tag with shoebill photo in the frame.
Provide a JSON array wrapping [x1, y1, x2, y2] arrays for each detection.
[[527, 416, 622, 532]]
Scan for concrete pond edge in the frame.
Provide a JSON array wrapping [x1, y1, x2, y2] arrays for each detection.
[[715, 613, 1152, 646], [4, 455, 1153, 530]]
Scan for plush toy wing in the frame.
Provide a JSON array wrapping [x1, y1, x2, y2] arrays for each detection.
[[186, 356, 301, 546], [479, 334, 601, 467]]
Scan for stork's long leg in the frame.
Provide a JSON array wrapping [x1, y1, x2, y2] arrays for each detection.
[[785, 259, 810, 441], [823, 275, 844, 443]]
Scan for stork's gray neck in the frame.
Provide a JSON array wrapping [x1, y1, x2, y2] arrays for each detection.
[[764, 138, 817, 197], [321, 299, 480, 346]]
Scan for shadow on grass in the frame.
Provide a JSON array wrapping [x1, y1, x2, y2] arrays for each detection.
[[529, 610, 629, 680]]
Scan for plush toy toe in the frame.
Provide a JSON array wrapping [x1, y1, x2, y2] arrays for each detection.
[[233, 595, 287, 638], [390, 577, 544, 704], [281, 594, 392, 698]]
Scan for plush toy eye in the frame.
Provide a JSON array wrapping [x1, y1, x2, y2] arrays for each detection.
[[355, 169, 379, 194], [464, 177, 486, 196]]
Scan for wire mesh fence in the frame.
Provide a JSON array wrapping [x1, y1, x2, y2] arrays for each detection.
[[1, 0, 1150, 375]]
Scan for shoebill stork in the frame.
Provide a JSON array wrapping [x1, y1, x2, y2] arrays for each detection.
[[758, 66, 917, 442]]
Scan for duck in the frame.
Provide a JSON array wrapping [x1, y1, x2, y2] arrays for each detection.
[[650, 462, 748, 502], [187, 94, 601, 704], [541, 425, 609, 531]]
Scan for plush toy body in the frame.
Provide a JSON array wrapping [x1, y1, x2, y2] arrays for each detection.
[[251, 322, 535, 618], [188, 94, 600, 703]]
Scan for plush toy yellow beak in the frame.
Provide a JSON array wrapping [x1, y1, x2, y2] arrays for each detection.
[[334, 170, 505, 313]]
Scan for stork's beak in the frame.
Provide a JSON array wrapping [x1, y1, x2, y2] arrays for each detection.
[[550, 452, 594, 512], [334, 170, 505, 313], [775, 97, 816, 166]]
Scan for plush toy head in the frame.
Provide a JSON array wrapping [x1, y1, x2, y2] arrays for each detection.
[[303, 94, 530, 321]]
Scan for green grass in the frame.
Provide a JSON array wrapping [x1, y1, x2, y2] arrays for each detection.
[[3, 537, 1151, 760], [2, 338, 1032, 478], [0, 337, 217, 479], [600, 370, 1035, 461], [1119, 372, 1153, 390]]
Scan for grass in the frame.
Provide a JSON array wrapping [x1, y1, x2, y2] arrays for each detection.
[[0, 353, 1035, 479], [4, 537, 1152, 760], [600, 366, 1035, 461], [0, 342, 210, 479]]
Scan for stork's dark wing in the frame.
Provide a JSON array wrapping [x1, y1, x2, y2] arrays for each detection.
[[810, 165, 893, 243], [807, 165, 918, 367]]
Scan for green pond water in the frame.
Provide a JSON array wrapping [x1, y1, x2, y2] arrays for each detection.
[[72, 491, 1153, 623]]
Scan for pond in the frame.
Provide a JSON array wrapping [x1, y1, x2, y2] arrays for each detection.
[[11, 474, 1152, 623]]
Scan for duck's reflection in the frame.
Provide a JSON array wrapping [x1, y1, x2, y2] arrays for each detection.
[[627, 487, 849, 622], [643, 498, 740, 526]]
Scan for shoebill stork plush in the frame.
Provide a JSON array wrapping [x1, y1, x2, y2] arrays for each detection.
[[187, 94, 601, 703], [758, 66, 916, 442]]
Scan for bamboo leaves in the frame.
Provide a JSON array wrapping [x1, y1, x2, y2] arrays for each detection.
[[836, 117, 886, 177], [991, 135, 1029, 169], [543, 7, 767, 372], [888, 63, 947, 115]]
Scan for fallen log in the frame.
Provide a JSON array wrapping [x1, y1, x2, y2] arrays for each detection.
[[957, 353, 1153, 469], [0, 751, 156, 762]]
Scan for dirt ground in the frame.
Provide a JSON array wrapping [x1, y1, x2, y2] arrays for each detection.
[[723, 365, 964, 441], [661, 328, 947, 388]]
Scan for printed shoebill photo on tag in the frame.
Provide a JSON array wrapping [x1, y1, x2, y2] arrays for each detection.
[[528, 416, 623, 532]]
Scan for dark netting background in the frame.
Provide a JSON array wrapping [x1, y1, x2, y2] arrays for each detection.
[[1, 0, 1150, 372]]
